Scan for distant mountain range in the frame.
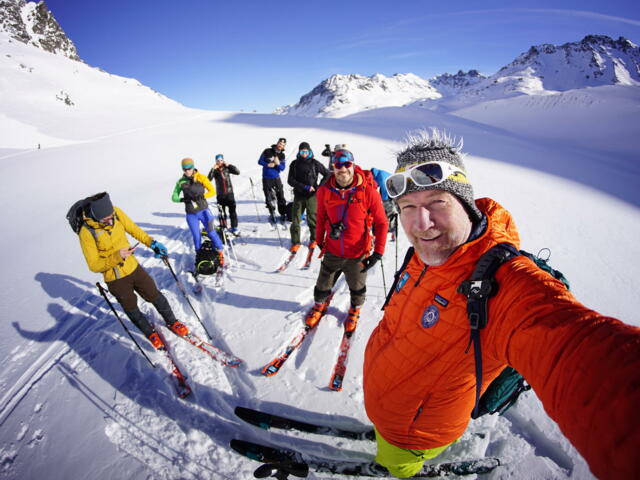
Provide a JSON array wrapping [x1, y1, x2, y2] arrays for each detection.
[[1, 0, 639, 121], [276, 35, 640, 117]]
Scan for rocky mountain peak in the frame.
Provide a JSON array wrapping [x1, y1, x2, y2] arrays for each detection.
[[0, 0, 81, 61]]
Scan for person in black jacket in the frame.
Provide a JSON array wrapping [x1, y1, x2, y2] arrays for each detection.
[[208, 154, 240, 234], [287, 142, 329, 252]]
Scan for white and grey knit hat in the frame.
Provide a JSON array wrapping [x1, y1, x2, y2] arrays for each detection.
[[395, 129, 482, 223]]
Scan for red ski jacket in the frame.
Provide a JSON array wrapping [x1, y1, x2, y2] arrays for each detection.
[[315, 167, 388, 259]]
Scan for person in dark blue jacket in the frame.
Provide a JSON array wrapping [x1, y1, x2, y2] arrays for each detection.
[[258, 137, 288, 227], [371, 167, 397, 240]]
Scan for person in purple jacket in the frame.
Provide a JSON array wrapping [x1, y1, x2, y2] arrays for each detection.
[[258, 137, 288, 227]]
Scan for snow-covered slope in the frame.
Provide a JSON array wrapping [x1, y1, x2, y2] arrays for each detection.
[[0, 0, 193, 149], [1, 8, 639, 480], [0, 31, 193, 148], [275, 73, 441, 118]]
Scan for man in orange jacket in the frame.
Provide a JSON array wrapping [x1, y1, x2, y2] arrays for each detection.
[[362, 130, 639, 479]]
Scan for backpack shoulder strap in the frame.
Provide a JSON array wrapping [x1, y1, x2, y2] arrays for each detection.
[[457, 242, 520, 417], [81, 223, 99, 241], [382, 246, 415, 310]]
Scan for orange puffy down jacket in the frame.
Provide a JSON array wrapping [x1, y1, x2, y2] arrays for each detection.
[[363, 198, 640, 480]]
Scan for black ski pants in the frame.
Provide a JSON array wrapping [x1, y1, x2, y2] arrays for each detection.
[[217, 193, 238, 229], [262, 177, 287, 220]]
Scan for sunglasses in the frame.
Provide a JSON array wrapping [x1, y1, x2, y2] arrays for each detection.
[[333, 160, 353, 169], [385, 161, 467, 199], [332, 150, 354, 169]]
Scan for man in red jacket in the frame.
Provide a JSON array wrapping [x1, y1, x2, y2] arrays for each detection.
[[363, 130, 640, 479], [307, 148, 388, 332]]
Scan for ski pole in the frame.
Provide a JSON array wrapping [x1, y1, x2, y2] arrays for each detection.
[[274, 213, 284, 248], [249, 177, 262, 222], [380, 259, 388, 297], [161, 256, 213, 340], [96, 282, 155, 368], [215, 204, 229, 246], [393, 213, 399, 272]]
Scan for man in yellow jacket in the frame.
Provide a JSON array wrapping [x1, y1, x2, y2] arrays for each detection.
[[79, 192, 188, 349]]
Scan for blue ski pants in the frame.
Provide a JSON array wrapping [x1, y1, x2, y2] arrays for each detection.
[[186, 208, 223, 251]]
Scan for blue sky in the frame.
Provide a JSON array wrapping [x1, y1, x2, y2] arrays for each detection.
[[44, 0, 640, 113]]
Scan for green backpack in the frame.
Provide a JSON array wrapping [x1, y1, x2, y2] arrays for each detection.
[[458, 243, 570, 418]]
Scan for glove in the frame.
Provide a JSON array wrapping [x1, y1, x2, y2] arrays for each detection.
[[361, 252, 382, 273], [150, 240, 168, 258]]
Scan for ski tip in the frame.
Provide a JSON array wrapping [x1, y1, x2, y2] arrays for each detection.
[[261, 365, 278, 377], [234, 406, 270, 430], [178, 386, 192, 398]]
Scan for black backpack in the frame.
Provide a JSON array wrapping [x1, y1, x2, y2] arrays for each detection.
[[195, 233, 220, 275], [66, 197, 92, 233], [385, 243, 570, 419]]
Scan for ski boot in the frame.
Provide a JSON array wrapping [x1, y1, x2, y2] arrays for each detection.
[[169, 321, 189, 337], [147, 332, 165, 350], [344, 305, 361, 334], [305, 300, 330, 329]]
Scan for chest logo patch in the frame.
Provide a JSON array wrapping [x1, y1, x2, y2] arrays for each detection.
[[421, 305, 440, 329], [396, 272, 410, 293], [434, 294, 449, 307]]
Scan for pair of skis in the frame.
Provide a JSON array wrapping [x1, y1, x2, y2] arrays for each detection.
[[231, 406, 501, 478], [260, 293, 354, 391], [275, 246, 315, 273], [157, 328, 243, 398]]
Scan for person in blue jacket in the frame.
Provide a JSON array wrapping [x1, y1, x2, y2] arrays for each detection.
[[371, 167, 397, 240], [258, 137, 288, 227]]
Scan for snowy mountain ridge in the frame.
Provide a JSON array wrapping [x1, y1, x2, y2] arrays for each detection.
[[0, 0, 80, 61], [274, 72, 441, 117], [427, 69, 487, 97], [277, 35, 640, 117]]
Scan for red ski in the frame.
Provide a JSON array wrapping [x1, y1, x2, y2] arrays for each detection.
[[328, 329, 355, 392], [155, 329, 191, 398], [261, 293, 335, 376], [275, 250, 298, 272], [301, 247, 315, 270], [176, 331, 242, 368]]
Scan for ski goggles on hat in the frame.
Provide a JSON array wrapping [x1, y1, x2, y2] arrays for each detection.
[[385, 161, 467, 199], [332, 150, 354, 169]]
